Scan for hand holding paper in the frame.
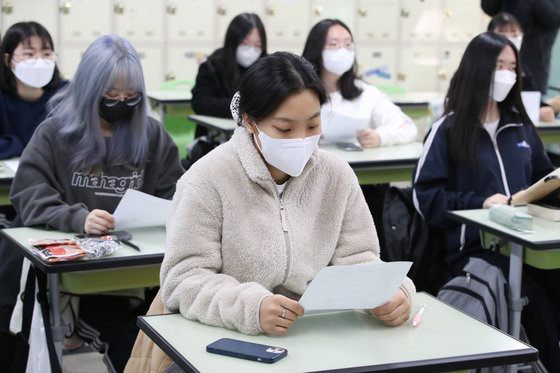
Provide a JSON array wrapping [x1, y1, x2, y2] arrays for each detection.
[[112, 189, 172, 229], [298, 261, 412, 314]]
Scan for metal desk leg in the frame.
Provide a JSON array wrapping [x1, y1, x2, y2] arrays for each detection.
[[48, 273, 64, 366], [506, 242, 524, 373]]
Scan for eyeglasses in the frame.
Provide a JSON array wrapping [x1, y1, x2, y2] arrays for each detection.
[[12, 51, 56, 63], [324, 40, 354, 50], [101, 92, 142, 107]]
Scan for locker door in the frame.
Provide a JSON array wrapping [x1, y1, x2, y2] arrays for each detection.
[[400, 0, 442, 43], [57, 46, 87, 80], [1, 0, 58, 41], [311, 0, 355, 30], [356, 0, 399, 43], [167, 0, 215, 42], [357, 46, 398, 88], [265, 0, 310, 45], [437, 46, 464, 92], [114, 0, 164, 42], [443, 0, 486, 43], [215, 0, 265, 41], [59, 0, 112, 43], [166, 46, 214, 84], [136, 47, 164, 91], [398, 46, 439, 92]]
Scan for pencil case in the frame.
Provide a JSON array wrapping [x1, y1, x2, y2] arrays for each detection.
[[489, 204, 533, 231]]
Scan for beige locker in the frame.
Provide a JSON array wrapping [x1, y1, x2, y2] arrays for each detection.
[[215, 0, 265, 41], [357, 46, 397, 88], [311, 0, 355, 29], [1, 0, 58, 42], [398, 45, 439, 92], [166, 0, 215, 42], [400, 0, 442, 42], [166, 46, 214, 84], [57, 46, 87, 80], [355, 0, 399, 42], [59, 0, 112, 43], [135, 47, 164, 91], [264, 0, 310, 44], [437, 46, 465, 92], [443, 0, 486, 42], [114, 0, 164, 41]]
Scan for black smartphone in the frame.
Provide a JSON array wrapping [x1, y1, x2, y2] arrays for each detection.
[[206, 338, 287, 363], [335, 142, 363, 151]]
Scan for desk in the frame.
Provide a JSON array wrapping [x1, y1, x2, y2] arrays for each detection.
[[537, 119, 560, 145], [387, 92, 444, 107], [0, 225, 166, 366], [147, 90, 192, 125], [448, 207, 560, 345], [321, 142, 422, 184], [188, 114, 236, 144], [138, 292, 537, 373], [0, 158, 18, 205]]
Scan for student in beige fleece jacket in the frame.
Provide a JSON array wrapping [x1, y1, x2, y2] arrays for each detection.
[[160, 51, 415, 336]]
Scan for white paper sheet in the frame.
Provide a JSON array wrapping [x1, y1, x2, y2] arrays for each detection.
[[5, 160, 19, 172], [320, 107, 369, 142], [521, 91, 541, 125], [113, 189, 171, 229], [299, 261, 412, 314]]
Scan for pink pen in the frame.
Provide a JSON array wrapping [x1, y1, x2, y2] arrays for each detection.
[[412, 305, 426, 327]]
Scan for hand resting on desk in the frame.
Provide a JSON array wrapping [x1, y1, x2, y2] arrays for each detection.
[[357, 128, 381, 148], [370, 288, 411, 326], [259, 294, 304, 334]]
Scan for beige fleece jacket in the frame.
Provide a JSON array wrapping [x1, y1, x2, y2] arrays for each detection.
[[161, 126, 415, 335]]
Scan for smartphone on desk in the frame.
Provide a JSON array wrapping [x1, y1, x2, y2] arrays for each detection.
[[335, 142, 363, 151], [206, 338, 287, 363]]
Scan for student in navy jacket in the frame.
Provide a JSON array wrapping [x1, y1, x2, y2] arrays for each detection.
[[413, 32, 559, 372], [0, 21, 66, 160]]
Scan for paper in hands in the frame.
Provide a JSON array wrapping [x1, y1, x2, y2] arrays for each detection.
[[113, 189, 171, 229], [299, 262, 412, 314], [320, 107, 369, 143]]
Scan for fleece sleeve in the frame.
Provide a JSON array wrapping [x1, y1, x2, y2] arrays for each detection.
[[160, 173, 271, 335], [369, 91, 418, 146], [9, 124, 89, 232]]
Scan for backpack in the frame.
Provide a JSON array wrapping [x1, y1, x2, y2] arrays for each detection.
[[381, 186, 448, 294], [437, 257, 508, 332]]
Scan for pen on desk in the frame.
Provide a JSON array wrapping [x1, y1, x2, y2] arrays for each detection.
[[121, 239, 141, 252], [412, 305, 426, 327]]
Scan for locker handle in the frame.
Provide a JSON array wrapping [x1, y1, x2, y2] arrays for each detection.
[[167, 3, 177, 15], [266, 5, 275, 16], [217, 4, 227, 15], [358, 8, 367, 17], [59, 1, 71, 14], [1, 2, 13, 14], [114, 2, 124, 14]]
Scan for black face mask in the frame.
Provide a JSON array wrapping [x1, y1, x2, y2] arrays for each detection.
[[99, 100, 139, 123]]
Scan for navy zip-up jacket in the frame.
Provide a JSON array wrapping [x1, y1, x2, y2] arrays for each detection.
[[413, 110, 553, 267]]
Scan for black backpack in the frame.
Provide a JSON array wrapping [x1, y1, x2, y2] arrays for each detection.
[[381, 186, 448, 295]]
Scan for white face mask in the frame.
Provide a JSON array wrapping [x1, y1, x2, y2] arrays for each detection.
[[236, 45, 261, 68], [12, 58, 55, 88], [253, 123, 320, 177], [322, 48, 355, 76], [490, 70, 517, 102], [507, 35, 523, 51]]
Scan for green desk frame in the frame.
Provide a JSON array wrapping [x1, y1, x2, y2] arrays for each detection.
[[0, 225, 166, 367]]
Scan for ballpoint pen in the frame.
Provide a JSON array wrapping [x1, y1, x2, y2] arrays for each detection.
[[412, 304, 426, 327], [121, 239, 141, 252]]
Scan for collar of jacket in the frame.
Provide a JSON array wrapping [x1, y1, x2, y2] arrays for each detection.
[[231, 126, 320, 185]]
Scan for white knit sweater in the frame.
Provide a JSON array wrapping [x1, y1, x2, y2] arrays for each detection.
[[161, 126, 415, 334]]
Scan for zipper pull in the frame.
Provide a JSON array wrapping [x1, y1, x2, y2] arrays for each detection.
[[279, 204, 288, 232], [465, 272, 471, 286]]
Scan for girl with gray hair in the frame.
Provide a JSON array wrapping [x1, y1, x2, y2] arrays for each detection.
[[9, 35, 184, 372]]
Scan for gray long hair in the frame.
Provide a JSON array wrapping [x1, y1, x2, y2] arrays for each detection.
[[48, 35, 149, 171]]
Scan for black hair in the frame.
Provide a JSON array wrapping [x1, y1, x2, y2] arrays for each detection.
[[444, 32, 530, 168], [238, 51, 327, 123], [487, 12, 522, 33], [302, 18, 362, 100], [0, 21, 61, 95], [207, 13, 267, 94]]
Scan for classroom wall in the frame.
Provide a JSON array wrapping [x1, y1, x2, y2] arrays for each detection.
[[0, 0, 488, 92]]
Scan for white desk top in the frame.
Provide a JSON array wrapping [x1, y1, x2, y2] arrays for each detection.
[[147, 90, 192, 103], [139, 292, 536, 372], [386, 92, 444, 106], [320, 142, 422, 169]]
